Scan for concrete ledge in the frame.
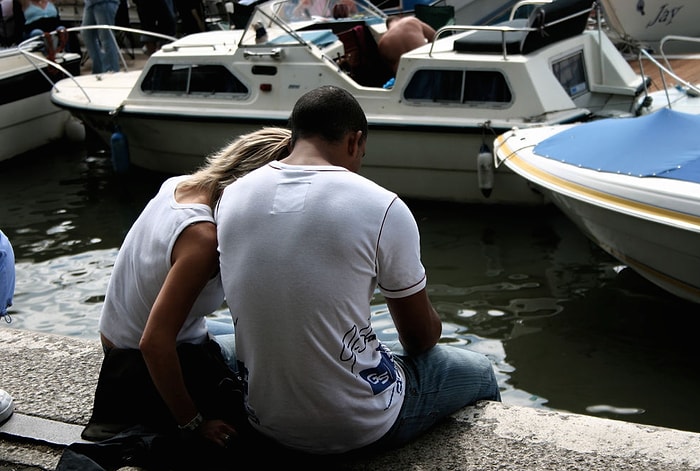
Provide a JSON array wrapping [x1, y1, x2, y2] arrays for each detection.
[[1, 328, 699, 470]]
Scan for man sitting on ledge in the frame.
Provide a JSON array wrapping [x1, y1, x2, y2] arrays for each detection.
[[216, 85, 501, 457]]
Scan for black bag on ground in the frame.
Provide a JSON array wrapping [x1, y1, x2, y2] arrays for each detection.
[[82, 338, 247, 441]]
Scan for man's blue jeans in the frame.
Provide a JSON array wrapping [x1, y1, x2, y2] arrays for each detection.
[[369, 344, 501, 451]]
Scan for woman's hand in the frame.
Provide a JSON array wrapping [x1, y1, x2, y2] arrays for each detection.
[[197, 419, 238, 447]]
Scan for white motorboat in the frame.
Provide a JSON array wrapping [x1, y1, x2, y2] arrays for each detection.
[[599, 0, 700, 53], [0, 39, 82, 163], [494, 108, 700, 303], [50, 0, 654, 205]]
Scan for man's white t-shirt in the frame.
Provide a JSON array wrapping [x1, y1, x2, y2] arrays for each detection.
[[217, 162, 427, 454]]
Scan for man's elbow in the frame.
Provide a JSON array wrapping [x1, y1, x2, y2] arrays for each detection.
[[401, 337, 437, 355], [401, 323, 441, 355]]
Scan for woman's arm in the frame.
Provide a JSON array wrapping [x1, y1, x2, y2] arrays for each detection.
[[140, 221, 236, 446]]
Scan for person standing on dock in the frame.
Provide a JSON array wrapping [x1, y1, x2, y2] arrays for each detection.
[[0, 229, 15, 322], [81, 0, 121, 73], [133, 0, 175, 55], [0, 230, 16, 425]]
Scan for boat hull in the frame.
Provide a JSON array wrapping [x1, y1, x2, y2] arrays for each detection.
[[0, 49, 82, 162], [544, 187, 700, 303], [73, 108, 544, 205], [600, 0, 700, 53], [495, 120, 700, 303], [0, 93, 72, 162]]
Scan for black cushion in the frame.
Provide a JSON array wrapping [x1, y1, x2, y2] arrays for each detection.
[[453, 19, 529, 54], [453, 0, 593, 55], [521, 0, 593, 54]]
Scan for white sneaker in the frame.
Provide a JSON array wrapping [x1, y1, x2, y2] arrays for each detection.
[[0, 389, 14, 424]]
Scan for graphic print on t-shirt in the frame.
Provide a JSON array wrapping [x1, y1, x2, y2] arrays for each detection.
[[340, 320, 401, 397]]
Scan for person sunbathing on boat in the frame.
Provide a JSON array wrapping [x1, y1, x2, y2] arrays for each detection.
[[377, 15, 435, 75]]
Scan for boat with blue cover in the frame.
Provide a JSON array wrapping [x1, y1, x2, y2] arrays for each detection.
[[494, 107, 700, 303]]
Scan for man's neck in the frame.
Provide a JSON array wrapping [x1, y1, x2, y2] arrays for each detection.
[[282, 139, 336, 166]]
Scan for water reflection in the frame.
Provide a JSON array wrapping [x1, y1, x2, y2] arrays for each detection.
[[1, 144, 699, 434], [12, 248, 116, 338]]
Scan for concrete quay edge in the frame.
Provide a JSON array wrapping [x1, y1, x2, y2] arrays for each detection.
[[1, 327, 699, 471]]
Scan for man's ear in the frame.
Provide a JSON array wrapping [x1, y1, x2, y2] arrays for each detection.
[[347, 130, 363, 157]]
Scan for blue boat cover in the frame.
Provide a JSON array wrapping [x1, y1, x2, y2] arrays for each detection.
[[533, 108, 700, 183]]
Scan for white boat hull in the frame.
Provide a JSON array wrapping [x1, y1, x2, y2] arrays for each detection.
[[600, 0, 700, 53], [545, 188, 700, 303], [494, 112, 700, 303], [71, 108, 543, 204], [0, 48, 82, 162], [0, 93, 71, 162]]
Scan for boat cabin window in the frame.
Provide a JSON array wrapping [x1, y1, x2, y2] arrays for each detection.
[[404, 69, 512, 106], [141, 64, 249, 96], [551, 51, 588, 98]]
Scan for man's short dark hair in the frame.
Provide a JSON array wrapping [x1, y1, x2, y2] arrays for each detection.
[[288, 86, 368, 145]]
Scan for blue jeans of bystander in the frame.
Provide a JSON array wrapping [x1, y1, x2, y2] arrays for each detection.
[[82, 0, 120, 73]]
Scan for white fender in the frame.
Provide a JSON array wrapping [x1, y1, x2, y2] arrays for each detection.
[[64, 116, 85, 142], [477, 144, 494, 198]]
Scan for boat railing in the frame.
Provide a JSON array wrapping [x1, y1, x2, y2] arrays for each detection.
[[66, 25, 177, 71], [507, 0, 552, 21], [659, 34, 700, 68], [17, 25, 176, 104], [430, 24, 529, 59], [636, 35, 700, 109], [429, 0, 595, 60], [15, 35, 88, 101]]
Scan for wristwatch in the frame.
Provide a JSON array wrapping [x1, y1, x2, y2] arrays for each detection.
[[179, 412, 204, 432]]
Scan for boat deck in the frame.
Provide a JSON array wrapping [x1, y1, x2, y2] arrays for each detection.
[[629, 54, 700, 91]]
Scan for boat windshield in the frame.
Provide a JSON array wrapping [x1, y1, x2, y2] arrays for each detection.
[[239, 0, 386, 46]]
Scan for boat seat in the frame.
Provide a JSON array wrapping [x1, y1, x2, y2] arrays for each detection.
[[414, 3, 455, 31], [337, 24, 393, 87], [453, 0, 593, 55], [454, 18, 529, 54]]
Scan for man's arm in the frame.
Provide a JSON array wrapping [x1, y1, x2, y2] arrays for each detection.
[[421, 20, 436, 42], [387, 289, 442, 355]]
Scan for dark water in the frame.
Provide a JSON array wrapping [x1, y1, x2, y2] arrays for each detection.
[[2, 142, 700, 434]]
